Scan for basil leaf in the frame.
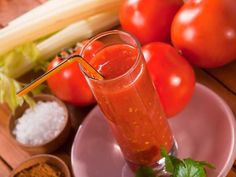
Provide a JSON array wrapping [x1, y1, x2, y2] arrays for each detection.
[[173, 158, 208, 177], [161, 148, 182, 174], [161, 148, 173, 173]]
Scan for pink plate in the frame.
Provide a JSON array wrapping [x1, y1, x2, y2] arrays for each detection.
[[71, 83, 236, 177]]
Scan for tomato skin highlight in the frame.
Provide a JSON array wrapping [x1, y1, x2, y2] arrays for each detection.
[[119, 0, 183, 45], [171, 0, 236, 68], [142, 42, 196, 117], [47, 41, 104, 106]]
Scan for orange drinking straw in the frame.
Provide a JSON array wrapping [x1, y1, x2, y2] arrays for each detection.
[[16, 54, 104, 97]]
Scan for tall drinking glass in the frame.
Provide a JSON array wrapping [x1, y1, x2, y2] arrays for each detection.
[[81, 30, 176, 169]]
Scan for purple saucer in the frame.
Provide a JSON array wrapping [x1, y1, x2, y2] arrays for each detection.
[[71, 83, 236, 177]]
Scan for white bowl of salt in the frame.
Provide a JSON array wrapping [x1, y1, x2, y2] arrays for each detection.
[[8, 94, 70, 154]]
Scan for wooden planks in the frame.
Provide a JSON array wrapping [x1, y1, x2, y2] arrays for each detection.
[[0, 157, 11, 177], [0, 104, 9, 128], [195, 67, 236, 115], [206, 60, 236, 94], [0, 104, 31, 171], [0, 127, 30, 168], [0, 0, 46, 27], [227, 168, 236, 177]]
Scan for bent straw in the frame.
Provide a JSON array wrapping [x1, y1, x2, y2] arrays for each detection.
[[16, 54, 104, 97]]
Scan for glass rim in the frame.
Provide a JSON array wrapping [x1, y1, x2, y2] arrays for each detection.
[[80, 30, 142, 83]]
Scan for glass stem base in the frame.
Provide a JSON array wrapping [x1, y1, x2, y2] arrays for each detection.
[[126, 138, 178, 174]]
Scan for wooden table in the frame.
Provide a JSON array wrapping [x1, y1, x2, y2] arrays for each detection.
[[0, 1, 236, 176]]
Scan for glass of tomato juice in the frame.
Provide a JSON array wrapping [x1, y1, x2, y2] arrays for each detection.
[[80, 30, 176, 169]]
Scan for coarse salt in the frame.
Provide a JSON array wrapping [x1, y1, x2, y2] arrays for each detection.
[[13, 101, 66, 145]]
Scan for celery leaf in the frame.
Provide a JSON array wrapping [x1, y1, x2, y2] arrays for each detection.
[[0, 42, 40, 78], [0, 73, 34, 113]]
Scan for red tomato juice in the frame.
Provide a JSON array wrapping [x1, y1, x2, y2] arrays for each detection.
[[89, 44, 173, 165]]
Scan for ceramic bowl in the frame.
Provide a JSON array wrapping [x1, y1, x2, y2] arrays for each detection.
[[9, 154, 71, 177], [8, 94, 71, 154]]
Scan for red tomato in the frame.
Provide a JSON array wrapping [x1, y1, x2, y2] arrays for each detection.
[[119, 0, 183, 45], [142, 42, 195, 117], [171, 0, 236, 68], [47, 41, 104, 106]]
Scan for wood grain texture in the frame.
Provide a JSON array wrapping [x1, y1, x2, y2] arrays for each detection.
[[0, 104, 9, 128], [0, 127, 30, 168], [0, 158, 11, 177], [0, 104, 30, 169], [206, 60, 236, 95], [195, 68, 236, 115], [0, 0, 46, 27], [227, 168, 236, 177]]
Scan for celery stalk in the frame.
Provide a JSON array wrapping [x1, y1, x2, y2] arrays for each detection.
[[37, 11, 119, 60], [1, 12, 119, 79], [0, 0, 121, 54]]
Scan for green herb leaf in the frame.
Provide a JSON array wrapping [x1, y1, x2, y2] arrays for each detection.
[[30, 83, 47, 95], [134, 148, 214, 177], [0, 42, 40, 78], [161, 148, 183, 174], [0, 72, 34, 113], [198, 161, 215, 169], [135, 166, 156, 177], [174, 159, 206, 177], [161, 148, 214, 177]]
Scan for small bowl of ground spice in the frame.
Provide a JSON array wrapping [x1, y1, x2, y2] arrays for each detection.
[[10, 154, 71, 177], [8, 94, 71, 154]]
